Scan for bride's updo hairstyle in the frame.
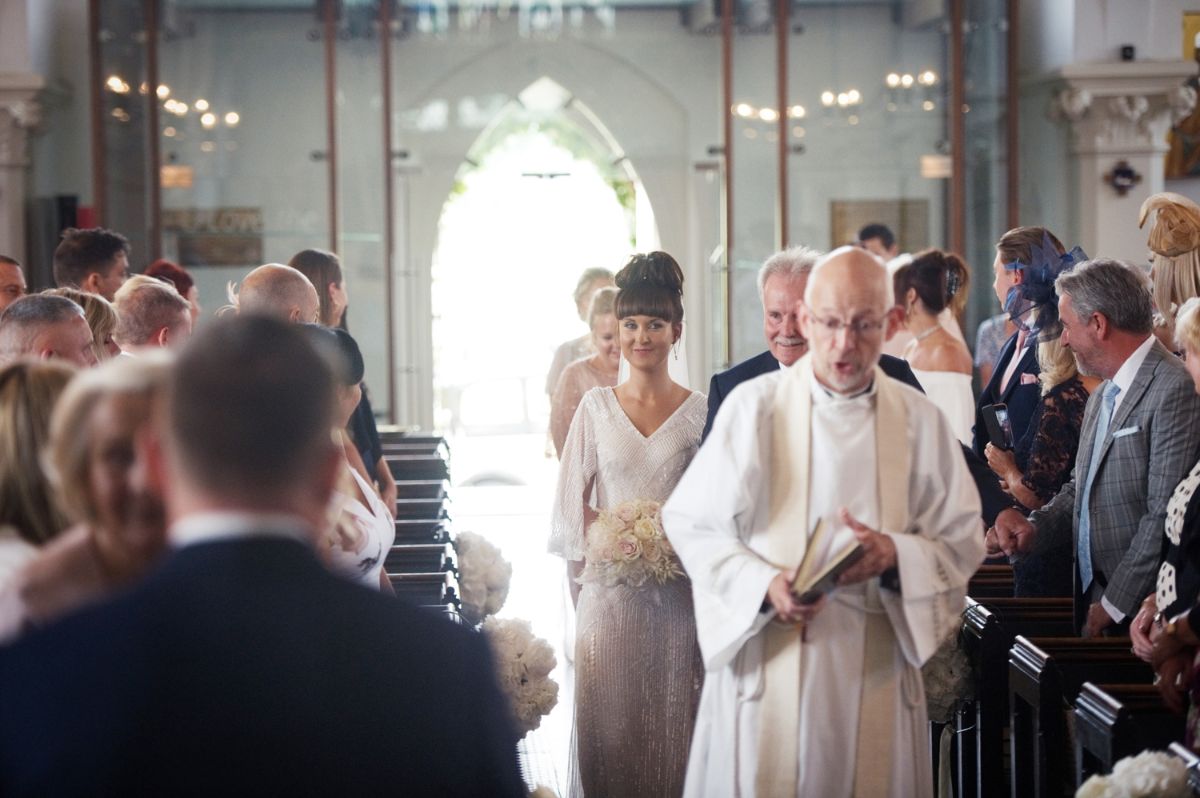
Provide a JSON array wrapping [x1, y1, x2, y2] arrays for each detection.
[[613, 252, 685, 328]]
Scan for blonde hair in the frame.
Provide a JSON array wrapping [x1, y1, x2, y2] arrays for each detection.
[[1140, 193, 1200, 331], [46, 351, 173, 525], [587, 286, 618, 329], [1176, 296, 1200, 355], [44, 287, 119, 362], [1037, 331, 1079, 395], [0, 360, 76, 544]]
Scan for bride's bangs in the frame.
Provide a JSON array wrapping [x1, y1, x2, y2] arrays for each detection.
[[615, 284, 682, 324]]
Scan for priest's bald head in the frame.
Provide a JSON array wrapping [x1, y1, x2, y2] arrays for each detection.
[[800, 246, 902, 394], [234, 264, 320, 324]]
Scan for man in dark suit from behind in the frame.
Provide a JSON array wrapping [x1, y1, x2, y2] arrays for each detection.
[[0, 316, 525, 797], [704, 245, 1011, 526]]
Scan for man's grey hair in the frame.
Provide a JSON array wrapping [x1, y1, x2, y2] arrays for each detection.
[[1055, 258, 1153, 335], [0, 294, 86, 359], [114, 275, 190, 346], [757, 245, 822, 300]]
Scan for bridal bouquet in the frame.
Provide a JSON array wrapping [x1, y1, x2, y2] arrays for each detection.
[[1075, 750, 1190, 798], [481, 617, 559, 738], [922, 632, 974, 724], [455, 531, 512, 625], [579, 499, 685, 588]]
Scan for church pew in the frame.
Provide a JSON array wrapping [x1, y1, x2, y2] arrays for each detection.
[[389, 570, 462, 612], [394, 479, 449, 501], [384, 542, 456, 575], [394, 519, 451, 545], [393, 497, 451, 521], [1008, 636, 1152, 798], [957, 598, 1075, 798], [1168, 743, 1200, 793], [1074, 682, 1185, 786], [386, 454, 450, 482], [968, 564, 1015, 599]]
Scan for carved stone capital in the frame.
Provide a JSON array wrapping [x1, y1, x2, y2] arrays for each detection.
[[1049, 60, 1198, 156], [0, 72, 44, 169]]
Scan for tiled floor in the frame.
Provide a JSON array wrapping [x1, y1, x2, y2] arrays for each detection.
[[450, 433, 574, 796]]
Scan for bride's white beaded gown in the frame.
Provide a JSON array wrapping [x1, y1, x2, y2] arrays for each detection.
[[551, 386, 706, 797]]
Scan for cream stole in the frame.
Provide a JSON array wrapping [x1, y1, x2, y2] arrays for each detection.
[[755, 355, 910, 798]]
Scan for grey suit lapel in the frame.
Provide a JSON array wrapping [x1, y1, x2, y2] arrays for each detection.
[[1089, 342, 1167, 475]]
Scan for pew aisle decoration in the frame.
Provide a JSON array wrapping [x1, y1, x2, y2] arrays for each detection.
[[482, 617, 559, 738], [579, 499, 685, 587], [1075, 750, 1190, 798], [922, 632, 974, 723], [455, 531, 512, 624]]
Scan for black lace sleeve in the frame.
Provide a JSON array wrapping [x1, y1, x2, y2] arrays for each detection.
[[1020, 378, 1089, 505]]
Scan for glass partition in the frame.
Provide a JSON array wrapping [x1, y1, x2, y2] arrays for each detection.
[[155, 1, 331, 324]]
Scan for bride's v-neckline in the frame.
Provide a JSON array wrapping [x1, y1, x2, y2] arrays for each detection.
[[606, 387, 696, 440]]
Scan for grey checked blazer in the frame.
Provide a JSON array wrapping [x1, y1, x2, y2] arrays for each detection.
[[1028, 341, 1200, 618]]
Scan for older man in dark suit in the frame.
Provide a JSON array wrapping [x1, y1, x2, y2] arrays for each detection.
[[704, 246, 1011, 525], [994, 259, 1200, 637], [0, 317, 525, 797]]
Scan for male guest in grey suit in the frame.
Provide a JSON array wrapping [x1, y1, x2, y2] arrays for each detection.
[[994, 258, 1200, 636]]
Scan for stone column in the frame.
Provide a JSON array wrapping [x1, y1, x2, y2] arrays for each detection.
[[1050, 60, 1197, 261], [0, 72, 43, 263]]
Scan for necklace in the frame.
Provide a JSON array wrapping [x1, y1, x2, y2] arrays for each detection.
[[912, 324, 940, 343]]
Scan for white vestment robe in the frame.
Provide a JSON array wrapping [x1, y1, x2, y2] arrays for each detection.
[[662, 363, 984, 798]]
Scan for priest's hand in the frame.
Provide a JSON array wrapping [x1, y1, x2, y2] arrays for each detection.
[[992, 507, 1035, 556], [767, 571, 827, 624], [835, 509, 898, 586]]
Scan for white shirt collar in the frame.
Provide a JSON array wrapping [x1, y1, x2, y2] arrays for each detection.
[[1109, 335, 1156, 409], [811, 374, 877, 406], [169, 511, 313, 549]]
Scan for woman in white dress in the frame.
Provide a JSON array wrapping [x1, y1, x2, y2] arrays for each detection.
[[301, 325, 395, 591], [893, 249, 975, 444], [551, 252, 705, 797]]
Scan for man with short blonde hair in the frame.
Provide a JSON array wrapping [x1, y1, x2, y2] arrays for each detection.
[[114, 275, 192, 352]]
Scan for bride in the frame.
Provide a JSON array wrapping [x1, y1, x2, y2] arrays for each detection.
[[550, 251, 705, 797]]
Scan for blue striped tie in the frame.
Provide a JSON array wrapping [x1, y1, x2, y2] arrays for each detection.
[[1077, 382, 1120, 593]]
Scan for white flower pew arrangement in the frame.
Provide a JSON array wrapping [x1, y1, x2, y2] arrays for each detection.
[[1075, 750, 1190, 798], [481, 617, 560, 738], [453, 530, 513, 624]]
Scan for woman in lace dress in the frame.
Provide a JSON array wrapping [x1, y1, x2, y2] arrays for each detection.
[[550, 287, 620, 458], [893, 249, 975, 444], [551, 252, 705, 797]]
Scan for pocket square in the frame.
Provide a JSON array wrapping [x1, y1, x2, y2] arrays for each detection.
[[1019, 373, 1038, 385], [1112, 426, 1140, 438]]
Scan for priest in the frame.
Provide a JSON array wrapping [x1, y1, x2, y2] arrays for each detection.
[[663, 246, 985, 797]]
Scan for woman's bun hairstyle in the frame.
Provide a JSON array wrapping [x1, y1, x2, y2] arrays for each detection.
[[893, 248, 970, 316], [613, 251, 685, 324]]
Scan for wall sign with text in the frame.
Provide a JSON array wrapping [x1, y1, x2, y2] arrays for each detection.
[[161, 208, 263, 267]]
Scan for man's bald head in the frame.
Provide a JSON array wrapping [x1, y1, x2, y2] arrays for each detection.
[[235, 264, 320, 323], [800, 246, 901, 394]]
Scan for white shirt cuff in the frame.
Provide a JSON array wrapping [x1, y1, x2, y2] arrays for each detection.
[[1101, 595, 1125, 624]]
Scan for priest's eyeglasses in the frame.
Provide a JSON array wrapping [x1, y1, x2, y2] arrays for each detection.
[[806, 311, 887, 340]]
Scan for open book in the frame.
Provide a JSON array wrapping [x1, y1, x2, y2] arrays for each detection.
[[790, 518, 865, 604]]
